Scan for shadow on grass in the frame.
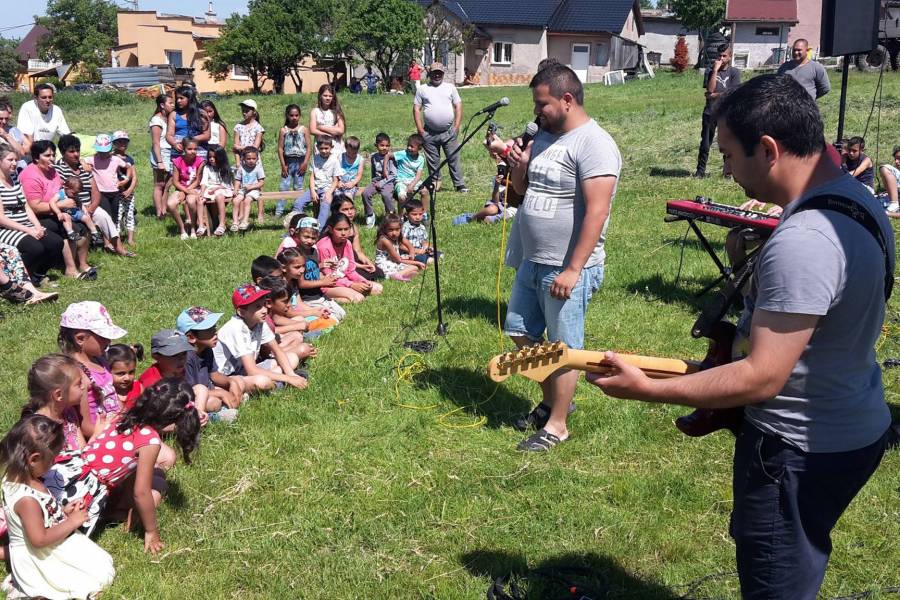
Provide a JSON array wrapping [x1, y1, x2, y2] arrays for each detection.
[[626, 274, 716, 313], [649, 166, 693, 178], [460, 549, 679, 599], [444, 295, 508, 324], [412, 366, 531, 428]]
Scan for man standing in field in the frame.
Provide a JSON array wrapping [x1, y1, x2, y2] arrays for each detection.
[[590, 75, 894, 599], [504, 64, 621, 451], [778, 39, 831, 101], [694, 44, 740, 179]]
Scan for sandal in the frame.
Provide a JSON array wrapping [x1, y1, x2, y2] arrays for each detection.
[[517, 428, 564, 452], [214, 225, 226, 236], [76, 267, 98, 281], [238, 220, 250, 231], [123, 250, 137, 258], [196, 226, 207, 236], [230, 222, 239, 232], [26, 291, 58, 305], [180, 231, 189, 240], [513, 402, 577, 432]]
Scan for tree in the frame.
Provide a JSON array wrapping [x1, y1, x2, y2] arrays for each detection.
[[35, 0, 117, 82], [671, 0, 725, 32], [0, 38, 20, 87], [671, 35, 690, 73], [639, 0, 655, 9], [423, 2, 473, 71], [336, 0, 425, 90]]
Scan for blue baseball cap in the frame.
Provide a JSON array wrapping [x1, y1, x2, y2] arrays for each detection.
[[176, 306, 224, 333], [93, 133, 113, 152]]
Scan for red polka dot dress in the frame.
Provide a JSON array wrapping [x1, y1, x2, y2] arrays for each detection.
[[82, 421, 161, 486]]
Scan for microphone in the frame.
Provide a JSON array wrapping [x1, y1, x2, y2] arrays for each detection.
[[474, 97, 510, 116], [519, 119, 539, 149]]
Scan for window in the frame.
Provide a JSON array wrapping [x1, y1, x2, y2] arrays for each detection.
[[492, 41, 513, 65], [231, 65, 249, 80], [595, 44, 609, 66], [755, 26, 780, 36], [164, 50, 183, 68]]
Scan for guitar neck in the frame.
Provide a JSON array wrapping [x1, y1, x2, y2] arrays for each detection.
[[564, 348, 701, 379]]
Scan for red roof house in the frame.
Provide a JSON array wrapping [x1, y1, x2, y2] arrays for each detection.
[[726, 0, 799, 68]]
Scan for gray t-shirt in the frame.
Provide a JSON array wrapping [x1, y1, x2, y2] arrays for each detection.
[[744, 174, 894, 453], [414, 82, 460, 133], [777, 60, 831, 99], [517, 119, 621, 268]]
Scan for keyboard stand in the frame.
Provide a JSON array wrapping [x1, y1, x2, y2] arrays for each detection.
[[665, 214, 732, 296]]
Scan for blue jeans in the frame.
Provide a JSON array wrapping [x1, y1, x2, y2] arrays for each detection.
[[503, 260, 604, 349], [292, 187, 331, 229], [278, 158, 305, 214], [730, 421, 889, 599]]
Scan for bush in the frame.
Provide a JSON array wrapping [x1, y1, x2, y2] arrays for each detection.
[[35, 77, 66, 90], [672, 36, 690, 73]]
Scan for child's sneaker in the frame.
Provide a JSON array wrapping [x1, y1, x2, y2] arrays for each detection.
[[66, 230, 81, 242], [275, 200, 285, 217], [365, 214, 376, 229], [208, 407, 238, 424], [90, 231, 104, 247], [452, 212, 473, 226]]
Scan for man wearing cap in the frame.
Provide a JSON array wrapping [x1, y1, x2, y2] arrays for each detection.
[[413, 62, 469, 194], [777, 39, 830, 101], [16, 83, 71, 154]]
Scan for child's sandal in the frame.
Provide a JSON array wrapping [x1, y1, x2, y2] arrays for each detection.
[[196, 226, 207, 236], [214, 225, 226, 236]]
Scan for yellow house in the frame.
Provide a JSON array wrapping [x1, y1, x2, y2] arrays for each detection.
[[111, 9, 332, 94]]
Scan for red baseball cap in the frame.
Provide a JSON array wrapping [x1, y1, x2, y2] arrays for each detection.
[[232, 283, 270, 308]]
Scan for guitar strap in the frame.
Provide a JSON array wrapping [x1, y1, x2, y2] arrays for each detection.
[[691, 192, 894, 339]]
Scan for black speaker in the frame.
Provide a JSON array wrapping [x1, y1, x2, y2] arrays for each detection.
[[820, 0, 880, 57]]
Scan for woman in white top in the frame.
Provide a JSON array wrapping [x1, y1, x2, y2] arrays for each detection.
[[148, 93, 175, 219], [201, 99, 229, 152], [310, 84, 346, 155]]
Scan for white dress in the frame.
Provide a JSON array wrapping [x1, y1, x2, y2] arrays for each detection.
[[1, 480, 115, 600]]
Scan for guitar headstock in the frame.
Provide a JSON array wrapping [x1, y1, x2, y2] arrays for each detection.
[[487, 341, 570, 382]]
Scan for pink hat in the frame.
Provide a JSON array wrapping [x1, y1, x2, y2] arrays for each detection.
[[59, 301, 127, 340]]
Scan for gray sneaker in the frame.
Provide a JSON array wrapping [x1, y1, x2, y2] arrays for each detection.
[[365, 214, 376, 229], [209, 408, 239, 424]]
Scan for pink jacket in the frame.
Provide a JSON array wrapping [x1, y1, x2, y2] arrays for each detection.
[[315, 236, 365, 287]]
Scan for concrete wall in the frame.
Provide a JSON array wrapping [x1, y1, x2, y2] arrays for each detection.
[[642, 19, 701, 65], [732, 21, 790, 68], [547, 33, 614, 83], [788, 0, 822, 53], [482, 26, 545, 86]]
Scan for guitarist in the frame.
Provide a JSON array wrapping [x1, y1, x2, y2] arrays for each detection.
[[589, 75, 895, 599]]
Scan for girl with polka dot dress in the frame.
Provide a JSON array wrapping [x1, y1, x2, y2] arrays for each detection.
[[47, 378, 200, 553]]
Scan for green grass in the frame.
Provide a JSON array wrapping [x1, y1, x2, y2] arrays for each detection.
[[2, 70, 899, 599]]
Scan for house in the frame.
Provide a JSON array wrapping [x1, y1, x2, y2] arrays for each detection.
[[417, 0, 645, 86], [726, 0, 799, 68], [787, 0, 822, 53], [12, 25, 69, 92], [111, 7, 331, 94], [640, 9, 701, 66]]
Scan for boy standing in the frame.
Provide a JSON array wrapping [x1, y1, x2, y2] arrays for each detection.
[[233, 147, 265, 231], [177, 306, 245, 423], [393, 134, 429, 203], [362, 132, 397, 228], [335, 136, 363, 201], [213, 283, 307, 392], [291, 136, 343, 226]]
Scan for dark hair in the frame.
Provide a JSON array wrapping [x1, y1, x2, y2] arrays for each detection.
[[892, 145, 900, 157], [407, 133, 424, 148], [536, 57, 560, 72], [284, 103, 302, 126], [345, 136, 360, 151], [200, 99, 226, 128], [712, 74, 825, 158], [257, 274, 290, 300], [239, 101, 260, 123], [34, 83, 54, 96], [107, 342, 144, 366], [330, 196, 355, 216], [287, 212, 306, 232], [404, 198, 424, 212], [375, 132, 390, 145], [716, 43, 731, 55], [323, 212, 351, 235], [175, 85, 206, 137], [376, 213, 404, 241], [251, 255, 283, 281], [30, 139, 56, 161], [317, 84, 344, 122], [0, 415, 65, 483], [63, 175, 81, 190], [241, 146, 259, 159], [208, 147, 233, 184], [316, 135, 334, 147], [182, 136, 199, 151], [529, 63, 584, 105], [276, 246, 304, 267], [847, 136, 865, 149], [57, 326, 80, 354], [153, 93, 172, 118], [57, 134, 80, 153], [118, 378, 200, 464], [21, 354, 82, 418], [0, 96, 12, 112]]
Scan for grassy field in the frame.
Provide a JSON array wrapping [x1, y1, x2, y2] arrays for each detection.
[[1, 69, 898, 599]]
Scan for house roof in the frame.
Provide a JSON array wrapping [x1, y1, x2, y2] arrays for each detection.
[[15, 25, 50, 61], [418, 0, 639, 34], [725, 0, 798, 23]]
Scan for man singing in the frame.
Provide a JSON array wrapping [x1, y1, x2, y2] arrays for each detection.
[[504, 64, 621, 452], [590, 75, 894, 599]]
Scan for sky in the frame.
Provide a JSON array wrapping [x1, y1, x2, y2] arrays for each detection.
[[2, 1, 249, 39]]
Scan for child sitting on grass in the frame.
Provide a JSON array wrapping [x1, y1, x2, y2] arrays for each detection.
[[375, 213, 426, 281], [233, 147, 265, 232], [317, 213, 383, 302], [335, 136, 363, 200], [0, 416, 115, 598], [258, 275, 337, 340], [361, 132, 397, 228], [277, 244, 346, 322], [108, 342, 144, 412], [393, 134, 429, 204], [177, 306, 246, 416], [843, 136, 875, 193], [249, 257, 317, 356], [213, 283, 308, 392], [401, 199, 440, 264], [331, 197, 383, 280], [879, 145, 900, 214], [454, 157, 517, 224]]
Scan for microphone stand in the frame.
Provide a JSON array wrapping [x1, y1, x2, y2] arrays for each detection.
[[418, 109, 499, 337]]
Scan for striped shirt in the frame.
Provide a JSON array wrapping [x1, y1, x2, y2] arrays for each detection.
[[0, 180, 34, 246], [54, 159, 93, 208]]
